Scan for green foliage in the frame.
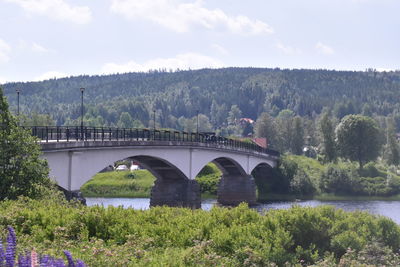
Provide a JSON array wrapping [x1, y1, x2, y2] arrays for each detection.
[[336, 115, 383, 169], [281, 155, 400, 198], [254, 112, 277, 145], [1, 199, 400, 266], [6, 68, 400, 135], [319, 165, 357, 195], [292, 116, 305, 155], [196, 163, 221, 196], [19, 112, 56, 126], [319, 112, 337, 162], [0, 87, 51, 200], [384, 117, 400, 166], [290, 170, 316, 196]]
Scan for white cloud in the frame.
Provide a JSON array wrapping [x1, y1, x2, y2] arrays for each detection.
[[4, 0, 92, 24], [110, 0, 273, 35], [31, 42, 48, 53], [0, 38, 11, 63], [34, 71, 68, 81], [275, 42, 301, 55], [315, 42, 334, 55], [101, 52, 224, 74], [211, 44, 228, 55]]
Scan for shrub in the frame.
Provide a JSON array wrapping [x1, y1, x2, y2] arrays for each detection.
[[319, 165, 357, 195], [290, 170, 316, 196]]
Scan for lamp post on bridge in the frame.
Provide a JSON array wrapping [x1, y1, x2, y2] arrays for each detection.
[[80, 87, 85, 140]]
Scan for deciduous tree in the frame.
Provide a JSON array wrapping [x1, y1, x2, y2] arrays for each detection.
[[336, 115, 382, 170], [0, 87, 50, 200]]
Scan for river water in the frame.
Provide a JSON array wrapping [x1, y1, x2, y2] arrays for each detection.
[[86, 198, 400, 224]]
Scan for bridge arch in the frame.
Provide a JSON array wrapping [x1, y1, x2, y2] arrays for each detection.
[[251, 162, 286, 201], [129, 155, 188, 181], [44, 147, 195, 191], [41, 139, 279, 208]]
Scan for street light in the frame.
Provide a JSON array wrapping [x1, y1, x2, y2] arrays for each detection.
[[16, 88, 20, 117], [80, 87, 85, 140]]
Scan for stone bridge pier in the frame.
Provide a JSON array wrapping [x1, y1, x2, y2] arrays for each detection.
[[217, 175, 257, 205], [150, 178, 201, 208], [212, 157, 257, 206]]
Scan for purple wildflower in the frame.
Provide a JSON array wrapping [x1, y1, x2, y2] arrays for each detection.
[[0, 227, 85, 267], [63, 251, 74, 267], [6, 226, 16, 267], [17, 254, 30, 267], [53, 259, 66, 267], [0, 238, 5, 265]]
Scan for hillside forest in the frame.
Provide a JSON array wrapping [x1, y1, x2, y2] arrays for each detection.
[[3, 67, 400, 155]]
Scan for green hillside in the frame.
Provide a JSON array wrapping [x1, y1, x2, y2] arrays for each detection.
[[4, 68, 400, 130]]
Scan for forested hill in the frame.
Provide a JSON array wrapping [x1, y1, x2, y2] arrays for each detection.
[[3, 67, 400, 129]]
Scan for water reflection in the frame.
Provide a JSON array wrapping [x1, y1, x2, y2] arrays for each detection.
[[86, 198, 400, 224]]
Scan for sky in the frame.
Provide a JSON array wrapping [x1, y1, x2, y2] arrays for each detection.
[[0, 0, 399, 83]]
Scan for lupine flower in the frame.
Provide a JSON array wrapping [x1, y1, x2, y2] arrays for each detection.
[[0, 226, 86, 267], [30, 250, 38, 267], [63, 251, 74, 267], [0, 238, 5, 265], [6, 226, 17, 267]]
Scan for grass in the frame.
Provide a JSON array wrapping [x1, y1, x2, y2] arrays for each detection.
[[81, 170, 156, 198]]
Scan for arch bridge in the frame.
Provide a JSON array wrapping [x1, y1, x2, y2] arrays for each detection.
[[30, 126, 280, 208]]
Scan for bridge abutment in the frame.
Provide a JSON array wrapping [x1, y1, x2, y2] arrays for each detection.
[[150, 178, 201, 208], [217, 174, 257, 205]]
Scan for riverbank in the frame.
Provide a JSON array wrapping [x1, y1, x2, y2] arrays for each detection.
[[2, 197, 400, 266], [258, 193, 400, 202], [81, 169, 400, 201], [81, 155, 400, 202]]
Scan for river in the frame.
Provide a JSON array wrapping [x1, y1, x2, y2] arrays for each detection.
[[86, 198, 400, 224]]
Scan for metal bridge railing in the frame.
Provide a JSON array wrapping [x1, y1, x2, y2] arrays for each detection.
[[25, 126, 280, 157]]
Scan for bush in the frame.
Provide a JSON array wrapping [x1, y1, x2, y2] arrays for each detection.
[[319, 165, 357, 195], [2, 199, 399, 266], [290, 170, 316, 196]]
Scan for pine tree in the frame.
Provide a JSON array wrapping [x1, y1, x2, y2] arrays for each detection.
[[0, 87, 50, 200]]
